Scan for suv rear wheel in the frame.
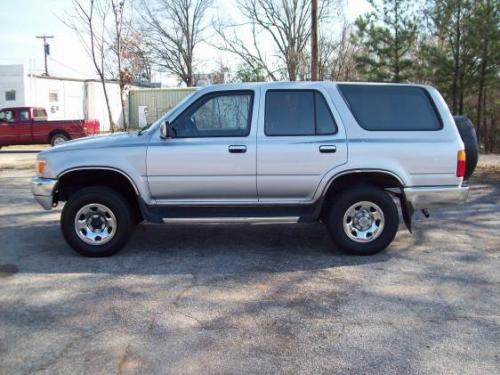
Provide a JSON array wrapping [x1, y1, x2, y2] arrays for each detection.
[[325, 185, 399, 255], [61, 186, 134, 257]]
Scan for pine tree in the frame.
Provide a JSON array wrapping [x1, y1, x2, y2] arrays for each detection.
[[352, 0, 418, 82], [426, 0, 475, 115], [469, 0, 500, 146], [419, 0, 499, 150]]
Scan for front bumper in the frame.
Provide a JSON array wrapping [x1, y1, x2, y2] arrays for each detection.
[[31, 177, 58, 210], [404, 186, 469, 210]]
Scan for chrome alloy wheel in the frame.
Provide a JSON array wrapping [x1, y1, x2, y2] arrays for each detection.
[[342, 201, 385, 243], [74, 203, 117, 245], [53, 135, 67, 145]]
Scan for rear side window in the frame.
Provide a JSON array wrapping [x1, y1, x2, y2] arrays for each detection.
[[19, 109, 30, 121], [339, 84, 442, 131], [265, 90, 337, 136]]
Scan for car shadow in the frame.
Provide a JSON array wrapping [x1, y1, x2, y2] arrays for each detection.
[[0, 221, 393, 277]]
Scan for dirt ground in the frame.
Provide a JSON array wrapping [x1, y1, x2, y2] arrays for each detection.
[[0, 149, 499, 374]]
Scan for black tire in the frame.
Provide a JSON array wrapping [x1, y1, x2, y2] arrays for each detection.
[[50, 132, 69, 146], [453, 116, 479, 180], [61, 186, 134, 257], [325, 185, 399, 256]]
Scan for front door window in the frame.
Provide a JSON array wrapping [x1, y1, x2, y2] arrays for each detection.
[[171, 92, 253, 138]]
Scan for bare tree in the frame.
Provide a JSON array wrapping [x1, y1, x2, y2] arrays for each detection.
[[62, 0, 116, 132], [110, 0, 128, 130], [121, 31, 153, 83], [214, 22, 279, 81], [214, 0, 338, 81], [138, 0, 213, 86], [208, 59, 231, 84], [319, 21, 360, 81]]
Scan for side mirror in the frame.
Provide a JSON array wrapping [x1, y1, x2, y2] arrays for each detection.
[[160, 121, 172, 139]]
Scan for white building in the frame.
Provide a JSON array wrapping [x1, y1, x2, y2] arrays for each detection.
[[0, 64, 125, 131]]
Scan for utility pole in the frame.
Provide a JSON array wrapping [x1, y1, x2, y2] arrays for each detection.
[[36, 35, 54, 76], [311, 0, 319, 81]]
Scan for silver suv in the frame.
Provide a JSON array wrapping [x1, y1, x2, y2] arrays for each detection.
[[32, 82, 472, 257]]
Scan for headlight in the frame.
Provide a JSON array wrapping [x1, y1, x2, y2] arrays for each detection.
[[36, 160, 47, 176]]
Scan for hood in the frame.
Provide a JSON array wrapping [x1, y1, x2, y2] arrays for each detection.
[[40, 132, 149, 154]]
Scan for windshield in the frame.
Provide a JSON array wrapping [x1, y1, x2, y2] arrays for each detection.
[[138, 90, 198, 134]]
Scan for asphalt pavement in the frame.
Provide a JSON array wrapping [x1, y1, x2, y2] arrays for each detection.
[[0, 150, 499, 374]]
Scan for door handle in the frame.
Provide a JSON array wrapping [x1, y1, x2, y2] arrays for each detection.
[[319, 145, 337, 153], [228, 145, 247, 153]]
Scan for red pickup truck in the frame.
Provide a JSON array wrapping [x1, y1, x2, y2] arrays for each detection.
[[0, 107, 100, 148]]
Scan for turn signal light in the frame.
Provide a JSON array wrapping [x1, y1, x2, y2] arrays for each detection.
[[456, 150, 466, 177], [36, 160, 47, 176]]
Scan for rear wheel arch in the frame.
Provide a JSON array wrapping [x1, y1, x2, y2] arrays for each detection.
[[323, 170, 405, 200], [320, 170, 412, 231]]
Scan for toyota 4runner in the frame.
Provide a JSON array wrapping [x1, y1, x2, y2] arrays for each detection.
[[31, 82, 476, 257]]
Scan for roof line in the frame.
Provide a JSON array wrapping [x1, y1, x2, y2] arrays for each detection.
[[27, 73, 118, 84]]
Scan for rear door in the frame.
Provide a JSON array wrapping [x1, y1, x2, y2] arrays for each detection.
[[15, 108, 33, 144], [147, 89, 258, 203], [257, 86, 347, 202]]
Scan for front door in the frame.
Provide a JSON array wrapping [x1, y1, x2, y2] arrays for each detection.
[[257, 87, 348, 202], [147, 90, 258, 203], [0, 109, 17, 146]]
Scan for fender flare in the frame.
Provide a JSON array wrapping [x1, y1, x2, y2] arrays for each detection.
[[321, 168, 405, 195], [58, 166, 140, 195], [321, 168, 413, 232]]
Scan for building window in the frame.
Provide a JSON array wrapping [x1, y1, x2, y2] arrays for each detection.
[[5, 90, 15, 101], [49, 90, 59, 102]]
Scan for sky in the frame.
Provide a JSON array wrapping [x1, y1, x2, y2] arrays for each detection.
[[0, 0, 372, 85]]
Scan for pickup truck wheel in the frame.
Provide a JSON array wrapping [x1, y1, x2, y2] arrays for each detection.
[[61, 186, 133, 257], [50, 133, 69, 146], [325, 185, 399, 256]]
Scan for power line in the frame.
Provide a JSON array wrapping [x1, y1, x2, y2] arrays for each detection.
[[47, 56, 95, 79]]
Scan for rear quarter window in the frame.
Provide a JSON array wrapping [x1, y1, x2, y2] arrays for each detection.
[[338, 84, 442, 131]]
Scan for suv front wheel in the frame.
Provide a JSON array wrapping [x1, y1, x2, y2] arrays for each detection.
[[325, 185, 399, 255], [61, 186, 134, 257]]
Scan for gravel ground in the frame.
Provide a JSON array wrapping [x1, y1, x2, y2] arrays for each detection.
[[0, 150, 499, 374]]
